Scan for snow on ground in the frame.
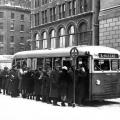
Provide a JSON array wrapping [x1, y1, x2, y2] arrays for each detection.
[[0, 94, 120, 120]]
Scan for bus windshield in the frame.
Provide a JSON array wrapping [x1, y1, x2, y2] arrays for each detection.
[[94, 59, 120, 71], [94, 59, 110, 71]]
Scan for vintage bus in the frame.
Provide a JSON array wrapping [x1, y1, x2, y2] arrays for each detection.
[[0, 55, 13, 69], [12, 45, 120, 102]]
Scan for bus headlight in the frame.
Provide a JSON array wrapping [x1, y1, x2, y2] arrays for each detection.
[[96, 79, 101, 85]]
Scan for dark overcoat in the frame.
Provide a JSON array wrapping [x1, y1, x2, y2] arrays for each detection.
[[49, 69, 59, 98], [34, 70, 42, 96]]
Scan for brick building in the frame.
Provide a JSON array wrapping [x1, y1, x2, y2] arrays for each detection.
[[31, 0, 100, 50], [0, 0, 31, 54], [99, 0, 120, 50]]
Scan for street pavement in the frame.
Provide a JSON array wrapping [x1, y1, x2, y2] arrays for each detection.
[[0, 94, 120, 120]]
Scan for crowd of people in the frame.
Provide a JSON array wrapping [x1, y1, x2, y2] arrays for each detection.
[[0, 62, 88, 107]]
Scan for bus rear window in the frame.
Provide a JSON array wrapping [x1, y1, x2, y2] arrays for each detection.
[[94, 59, 110, 71]]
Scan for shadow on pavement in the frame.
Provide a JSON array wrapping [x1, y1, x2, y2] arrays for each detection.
[[77, 100, 120, 107]]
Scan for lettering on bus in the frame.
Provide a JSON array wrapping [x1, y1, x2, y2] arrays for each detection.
[[98, 53, 119, 58]]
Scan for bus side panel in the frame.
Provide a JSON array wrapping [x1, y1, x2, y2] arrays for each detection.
[[91, 73, 120, 101]]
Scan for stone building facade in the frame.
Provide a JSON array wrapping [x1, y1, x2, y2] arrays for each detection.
[[99, 0, 120, 50], [31, 0, 100, 50], [0, 0, 31, 54]]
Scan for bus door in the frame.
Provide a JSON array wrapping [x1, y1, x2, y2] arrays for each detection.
[[76, 56, 90, 102]]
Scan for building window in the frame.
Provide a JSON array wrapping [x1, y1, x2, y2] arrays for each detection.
[[58, 5, 62, 19], [42, 0, 44, 5], [0, 23, 3, 29], [10, 36, 14, 43], [50, 7, 56, 22], [0, 35, 3, 42], [68, 26, 75, 46], [50, 8, 52, 22], [0, 12, 3, 18], [20, 37, 24, 43], [21, 14, 24, 21], [20, 25, 24, 31], [35, 0, 40, 8], [80, 0, 88, 13], [35, 13, 39, 26], [10, 47, 14, 55], [68, 1, 72, 16], [53, 7, 56, 21], [0, 0, 2, 4], [42, 31, 47, 49], [0, 47, 3, 53], [11, 13, 15, 19], [58, 4, 65, 19], [78, 22, 91, 45], [42, 11, 44, 24], [59, 28, 65, 48], [45, 10, 47, 23], [45, 0, 47, 4], [50, 30, 56, 48], [73, 0, 76, 15], [4, 0, 8, 4], [0, 12, 4, 18], [10, 22, 14, 31], [49, 0, 53, 3], [41, 10, 47, 24], [62, 4, 65, 18], [35, 34, 39, 49], [42, 0, 47, 5]]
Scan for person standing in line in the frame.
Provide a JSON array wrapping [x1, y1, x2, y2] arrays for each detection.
[[1, 67, 9, 95], [67, 67, 74, 106], [49, 66, 60, 106], [58, 66, 71, 106], [21, 64, 28, 98], [8, 66, 19, 97], [75, 60, 88, 105], [0, 69, 3, 93], [18, 66, 24, 97], [41, 70, 50, 103], [34, 69, 41, 101]]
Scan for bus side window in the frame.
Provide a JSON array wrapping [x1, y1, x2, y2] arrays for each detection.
[[45, 58, 52, 70], [37, 58, 44, 69], [53, 57, 62, 69], [94, 60, 100, 71]]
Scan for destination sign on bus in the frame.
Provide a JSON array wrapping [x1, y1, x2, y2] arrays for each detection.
[[99, 53, 119, 58]]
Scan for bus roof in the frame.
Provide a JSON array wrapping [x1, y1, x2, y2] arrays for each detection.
[[13, 45, 120, 59]]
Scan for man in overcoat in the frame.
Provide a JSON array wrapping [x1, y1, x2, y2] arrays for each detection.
[[49, 67, 60, 106]]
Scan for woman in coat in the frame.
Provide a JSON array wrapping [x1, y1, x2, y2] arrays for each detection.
[[58, 66, 71, 106]]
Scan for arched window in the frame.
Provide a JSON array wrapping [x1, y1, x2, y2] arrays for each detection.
[[78, 22, 90, 45], [68, 25, 75, 46], [50, 29, 56, 48], [35, 33, 39, 49], [59, 27, 65, 48], [42, 31, 47, 49]]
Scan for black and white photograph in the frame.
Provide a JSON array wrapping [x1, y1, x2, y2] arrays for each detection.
[[0, 0, 120, 120]]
